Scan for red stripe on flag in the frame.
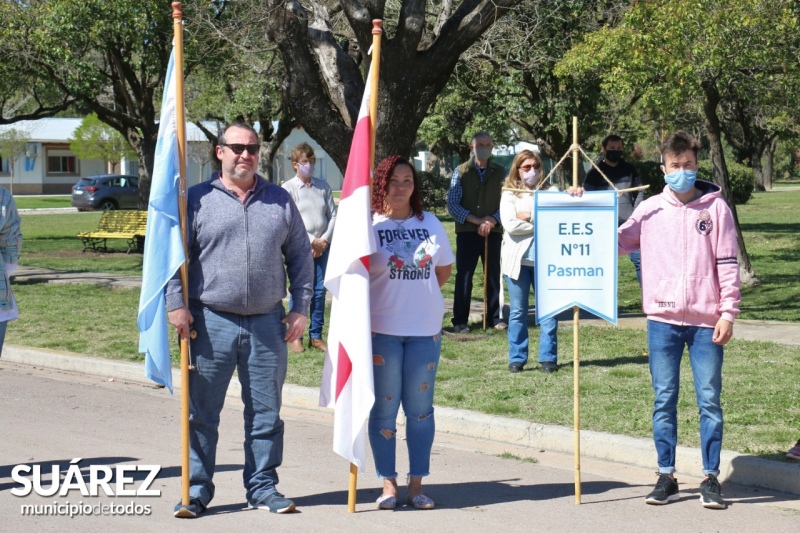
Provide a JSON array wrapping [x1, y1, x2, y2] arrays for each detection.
[[339, 115, 372, 200], [334, 342, 353, 400]]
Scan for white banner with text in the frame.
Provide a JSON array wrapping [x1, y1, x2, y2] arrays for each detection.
[[534, 190, 618, 325]]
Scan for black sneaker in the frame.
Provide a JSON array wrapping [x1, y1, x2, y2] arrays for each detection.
[[645, 473, 680, 505], [508, 362, 524, 373], [248, 491, 296, 513], [699, 475, 727, 509], [174, 498, 205, 518], [540, 362, 558, 374]]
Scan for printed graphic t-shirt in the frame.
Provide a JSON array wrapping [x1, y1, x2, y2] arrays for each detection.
[[369, 211, 455, 337]]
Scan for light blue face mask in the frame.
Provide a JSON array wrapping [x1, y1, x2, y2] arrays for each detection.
[[664, 169, 697, 194]]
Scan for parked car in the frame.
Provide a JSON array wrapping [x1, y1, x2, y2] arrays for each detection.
[[71, 174, 140, 211]]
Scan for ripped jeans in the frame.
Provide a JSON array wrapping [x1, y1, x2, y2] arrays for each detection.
[[368, 332, 441, 479]]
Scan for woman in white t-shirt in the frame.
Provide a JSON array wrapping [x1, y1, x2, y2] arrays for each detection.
[[368, 156, 454, 511]]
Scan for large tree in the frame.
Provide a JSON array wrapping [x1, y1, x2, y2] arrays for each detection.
[[417, 0, 633, 179], [556, 0, 800, 285], [0, 19, 74, 126], [718, 79, 800, 191], [250, 0, 525, 171], [1, 0, 210, 204]]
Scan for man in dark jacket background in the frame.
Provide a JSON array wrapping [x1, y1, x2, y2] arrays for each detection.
[[582, 134, 644, 285], [447, 131, 506, 332]]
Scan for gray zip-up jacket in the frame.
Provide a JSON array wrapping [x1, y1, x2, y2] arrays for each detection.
[[165, 175, 313, 316]]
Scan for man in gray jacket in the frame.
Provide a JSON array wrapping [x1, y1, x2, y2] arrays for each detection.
[[168, 122, 312, 517]]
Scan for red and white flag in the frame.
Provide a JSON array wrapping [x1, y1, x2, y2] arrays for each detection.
[[319, 70, 377, 472]]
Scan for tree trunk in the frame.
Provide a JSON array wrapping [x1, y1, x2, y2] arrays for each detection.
[[262, 110, 298, 184], [264, 0, 521, 174], [762, 136, 778, 191], [129, 128, 157, 210], [701, 79, 758, 286], [750, 145, 766, 192]]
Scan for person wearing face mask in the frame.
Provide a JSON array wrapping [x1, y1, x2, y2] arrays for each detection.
[[571, 130, 740, 510], [582, 134, 644, 286], [282, 143, 337, 353], [446, 131, 506, 333], [499, 150, 559, 373]]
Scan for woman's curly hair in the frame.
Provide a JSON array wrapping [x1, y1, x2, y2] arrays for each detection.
[[371, 155, 424, 219]]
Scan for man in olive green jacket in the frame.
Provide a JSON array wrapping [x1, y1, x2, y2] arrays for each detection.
[[446, 132, 505, 332]]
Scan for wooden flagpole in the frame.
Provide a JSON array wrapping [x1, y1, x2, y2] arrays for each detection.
[[172, 2, 191, 508], [571, 116, 582, 504], [346, 18, 382, 515]]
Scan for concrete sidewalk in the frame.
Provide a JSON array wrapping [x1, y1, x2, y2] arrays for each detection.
[[4, 344, 800, 499], [3, 362, 798, 532]]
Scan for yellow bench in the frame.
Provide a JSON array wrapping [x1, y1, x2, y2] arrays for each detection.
[[77, 210, 148, 253]]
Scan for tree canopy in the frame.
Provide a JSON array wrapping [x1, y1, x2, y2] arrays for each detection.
[[556, 0, 800, 284]]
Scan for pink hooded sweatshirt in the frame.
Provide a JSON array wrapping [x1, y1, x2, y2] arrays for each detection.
[[618, 180, 741, 328]]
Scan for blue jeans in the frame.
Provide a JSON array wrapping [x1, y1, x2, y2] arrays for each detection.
[[309, 248, 329, 339], [288, 248, 328, 340], [648, 320, 724, 477], [0, 320, 7, 356], [187, 302, 288, 506], [629, 249, 642, 286], [368, 332, 441, 479], [505, 267, 558, 366], [452, 231, 502, 326]]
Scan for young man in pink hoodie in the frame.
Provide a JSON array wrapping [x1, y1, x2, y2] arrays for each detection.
[[617, 131, 741, 509]]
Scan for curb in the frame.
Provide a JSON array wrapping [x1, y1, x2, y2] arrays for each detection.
[[3, 344, 799, 496]]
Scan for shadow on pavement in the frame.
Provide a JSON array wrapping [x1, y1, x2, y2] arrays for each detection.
[[292, 478, 633, 509]]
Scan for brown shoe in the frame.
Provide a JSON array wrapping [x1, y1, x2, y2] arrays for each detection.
[[289, 339, 304, 353], [309, 338, 328, 352]]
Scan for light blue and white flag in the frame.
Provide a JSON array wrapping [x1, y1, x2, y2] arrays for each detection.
[[137, 50, 186, 393]]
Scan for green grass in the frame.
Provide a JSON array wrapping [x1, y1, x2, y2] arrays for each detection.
[[20, 212, 143, 274], [735, 191, 800, 321], [15, 195, 72, 209], [6, 281, 799, 459], [497, 452, 539, 464]]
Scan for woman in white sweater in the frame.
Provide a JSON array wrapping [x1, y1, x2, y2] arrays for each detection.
[[499, 150, 559, 373]]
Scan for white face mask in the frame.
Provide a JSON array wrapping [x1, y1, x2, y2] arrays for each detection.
[[521, 168, 540, 187], [297, 162, 314, 178]]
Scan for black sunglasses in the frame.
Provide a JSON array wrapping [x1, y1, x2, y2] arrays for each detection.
[[520, 164, 540, 171], [221, 143, 260, 155]]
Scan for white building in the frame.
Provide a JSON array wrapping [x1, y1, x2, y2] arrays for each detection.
[[0, 118, 343, 194]]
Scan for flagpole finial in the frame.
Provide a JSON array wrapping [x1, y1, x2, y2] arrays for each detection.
[[372, 19, 383, 35], [172, 2, 183, 19]]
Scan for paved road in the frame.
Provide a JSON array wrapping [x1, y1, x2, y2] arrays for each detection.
[[1, 363, 798, 533]]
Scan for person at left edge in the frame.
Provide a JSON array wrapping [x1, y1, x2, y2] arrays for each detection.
[[0, 185, 22, 356], [167, 122, 313, 518], [282, 142, 337, 354], [369, 156, 454, 510]]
